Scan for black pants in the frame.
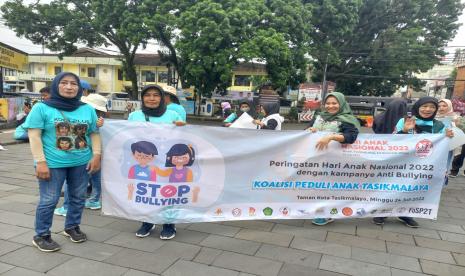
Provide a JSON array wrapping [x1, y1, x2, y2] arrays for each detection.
[[451, 145, 465, 174]]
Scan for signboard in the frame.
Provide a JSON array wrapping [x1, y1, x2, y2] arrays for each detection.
[[0, 42, 28, 71]]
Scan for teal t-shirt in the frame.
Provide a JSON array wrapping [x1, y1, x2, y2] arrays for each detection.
[[167, 103, 187, 122], [25, 103, 98, 168], [128, 110, 182, 123]]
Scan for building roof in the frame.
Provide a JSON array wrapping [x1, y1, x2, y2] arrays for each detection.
[[0, 42, 28, 56]]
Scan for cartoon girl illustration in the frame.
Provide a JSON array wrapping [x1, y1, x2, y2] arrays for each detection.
[[74, 136, 87, 149], [165, 144, 195, 183], [55, 122, 71, 136], [57, 136, 73, 151], [73, 124, 88, 137]]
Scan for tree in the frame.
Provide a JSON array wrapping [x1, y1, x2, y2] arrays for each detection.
[[308, 0, 464, 96], [1, 0, 151, 99]]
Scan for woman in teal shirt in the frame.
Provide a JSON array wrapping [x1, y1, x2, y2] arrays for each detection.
[[129, 84, 185, 240]]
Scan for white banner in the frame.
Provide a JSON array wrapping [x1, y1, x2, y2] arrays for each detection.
[[101, 120, 450, 224]]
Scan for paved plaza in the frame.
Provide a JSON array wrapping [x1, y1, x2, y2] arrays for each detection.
[[1, 141, 465, 276]]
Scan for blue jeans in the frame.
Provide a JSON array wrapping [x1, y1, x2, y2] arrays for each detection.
[[35, 164, 89, 236], [63, 170, 101, 208]]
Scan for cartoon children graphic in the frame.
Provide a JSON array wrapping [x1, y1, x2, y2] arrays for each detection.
[[128, 141, 165, 181], [74, 136, 87, 149], [57, 136, 73, 151], [165, 144, 195, 183], [56, 122, 71, 136], [73, 124, 88, 137]]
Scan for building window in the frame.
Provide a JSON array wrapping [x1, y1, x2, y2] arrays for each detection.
[[158, 71, 168, 83], [142, 70, 156, 82], [54, 66, 62, 75], [88, 67, 96, 78], [117, 69, 123, 81], [4, 69, 17, 76], [234, 75, 251, 86]]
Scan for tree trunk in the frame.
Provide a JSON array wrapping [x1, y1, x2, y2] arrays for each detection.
[[121, 51, 139, 100]]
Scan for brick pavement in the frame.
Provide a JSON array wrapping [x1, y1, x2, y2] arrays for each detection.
[[0, 144, 465, 275]]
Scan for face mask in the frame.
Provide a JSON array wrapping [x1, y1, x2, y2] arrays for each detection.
[[240, 107, 250, 112]]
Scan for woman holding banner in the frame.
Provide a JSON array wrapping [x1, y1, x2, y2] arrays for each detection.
[[392, 96, 454, 228], [306, 92, 360, 225], [128, 84, 185, 240]]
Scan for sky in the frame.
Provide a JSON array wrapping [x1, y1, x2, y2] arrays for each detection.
[[0, 0, 464, 55]]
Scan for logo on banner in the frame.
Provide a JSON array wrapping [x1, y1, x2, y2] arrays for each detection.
[[342, 207, 353, 216], [249, 207, 256, 216], [214, 208, 223, 216], [397, 207, 407, 214], [280, 207, 290, 216], [356, 208, 366, 216], [263, 207, 273, 216], [415, 139, 433, 158], [232, 208, 242, 217], [330, 208, 338, 215], [315, 207, 325, 215]]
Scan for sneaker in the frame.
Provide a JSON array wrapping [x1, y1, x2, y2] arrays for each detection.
[[449, 172, 458, 178], [397, 217, 419, 228], [312, 218, 334, 226], [63, 226, 87, 243], [32, 235, 61, 252], [85, 200, 101, 210], [160, 224, 176, 240], [54, 206, 67, 217], [136, 222, 156, 238], [372, 217, 386, 225]]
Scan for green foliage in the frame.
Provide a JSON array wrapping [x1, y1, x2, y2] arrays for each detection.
[[288, 106, 299, 121]]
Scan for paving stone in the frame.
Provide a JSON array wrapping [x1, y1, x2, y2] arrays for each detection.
[[77, 224, 120, 242], [255, 244, 321, 268], [123, 269, 160, 276], [60, 240, 123, 261], [222, 220, 275, 232], [440, 206, 465, 219], [213, 251, 283, 276], [414, 236, 465, 254], [200, 235, 261, 255], [278, 263, 347, 276], [0, 223, 31, 239], [235, 229, 293, 247], [10, 187, 38, 196], [0, 240, 24, 256], [326, 232, 386, 252], [170, 228, 209, 245], [105, 219, 143, 233], [0, 201, 36, 214], [0, 262, 14, 274], [382, 223, 441, 239], [420, 259, 465, 276], [271, 223, 327, 241], [48, 257, 128, 276], [104, 232, 166, 252], [1, 267, 46, 276], [0, 246, 72, 273], [155, 241, 201, 261], [163, 260, 239, 276], [386, 242, 455, 264], [80, 214, 116, 227], [1, 194, 37, 204], [272, 219, 305, 227], [417, 219, 465, 234], [0, 211, 34, 228], [390, 268, 429, 276], [303, 220, 356, 235], [0, 183, 21, 191], [104, 248, 177, 274], [290, 237, 351, 258], [356, 227, 415, 245], [351, 247, 422, 272], [439, 231, 465, 244], [187, 223, 241, 237], [319, 255, 391, 276], [453, 252, 465, 266], [193, 247, 222, 265]]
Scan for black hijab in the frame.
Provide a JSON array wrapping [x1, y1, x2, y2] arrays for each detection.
[[43, 72, 85, 112], [412, 96, 438, 121], [141, 85, 167, 117], [263, 102, 280, 116], [373, 99, 407, 134]]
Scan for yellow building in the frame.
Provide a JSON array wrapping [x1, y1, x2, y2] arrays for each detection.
[[1, 42, 29, 92]]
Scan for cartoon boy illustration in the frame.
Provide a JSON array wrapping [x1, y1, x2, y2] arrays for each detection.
[[164, 144, 195, 183], [56, 122, 71, 136], [73, 124, 88, 137], [74, 136, 87, 149], [57, 136, 73, 151], [128, 141, 164, 181]]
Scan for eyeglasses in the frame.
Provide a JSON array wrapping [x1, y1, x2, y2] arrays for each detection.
[[59, 81, 78, 87]]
